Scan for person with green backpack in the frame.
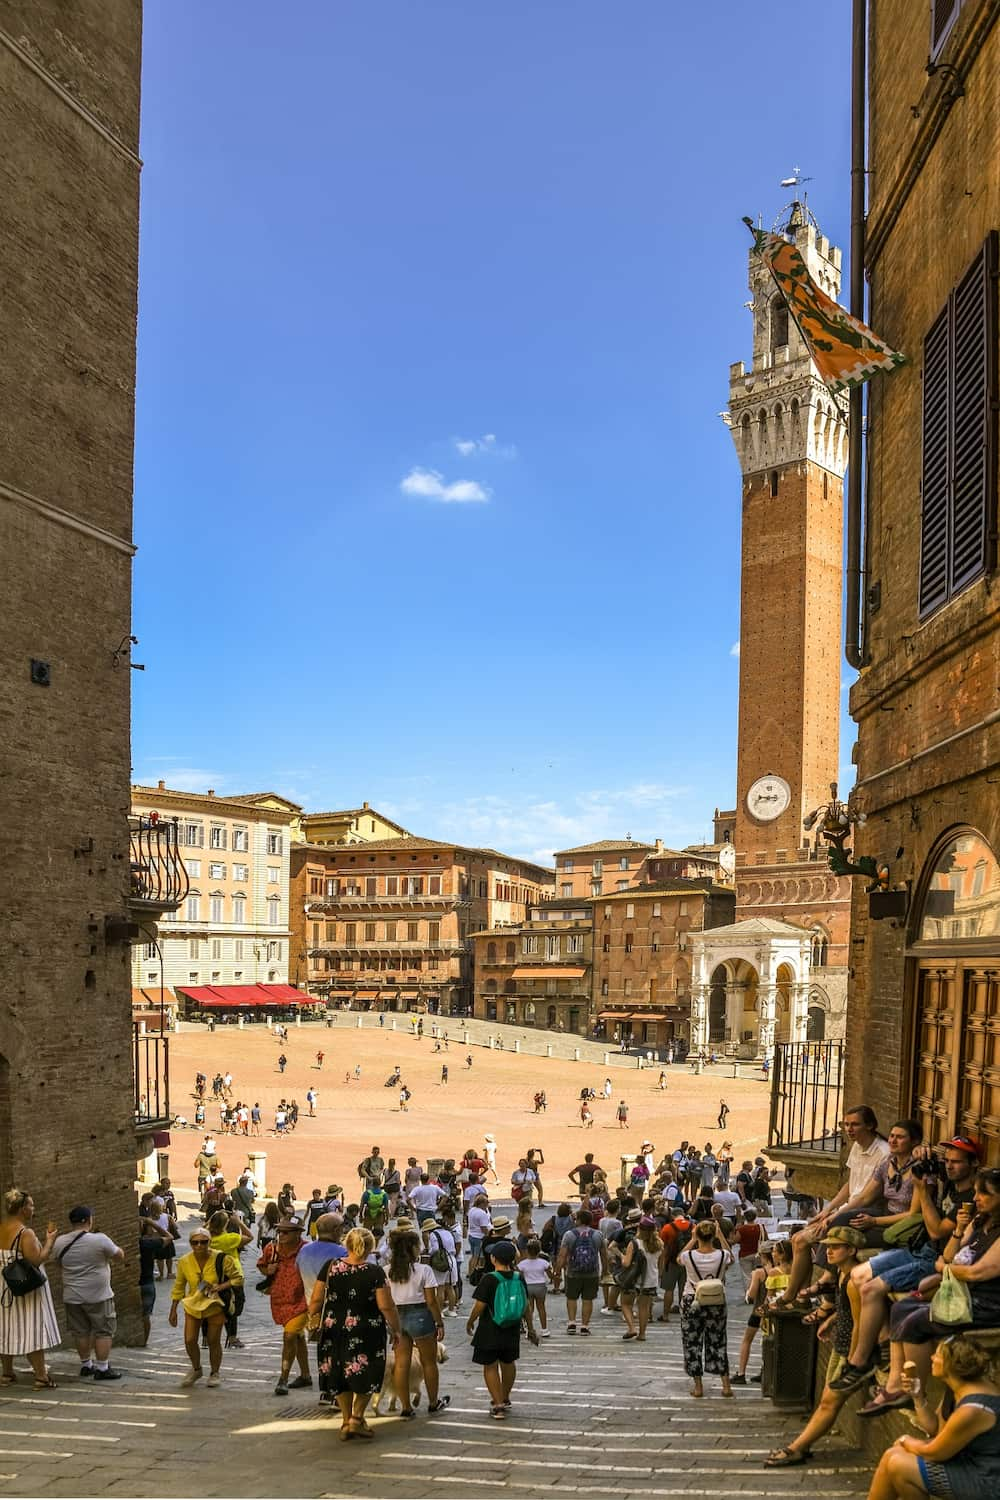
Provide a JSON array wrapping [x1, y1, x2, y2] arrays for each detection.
[[360, 1184, 389, 1234], [466, 1239, 538, 1419]]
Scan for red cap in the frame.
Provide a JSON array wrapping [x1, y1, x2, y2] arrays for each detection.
[[940, 1136, 983, 1158]]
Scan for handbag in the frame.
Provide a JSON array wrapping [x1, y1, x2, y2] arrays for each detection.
[[614, 1245, 645, 1292], [691, 1251, 727, 1308], [929, 1265, 973, 1326], [1, 1230, 47, 1303], [883, 1213, 924, 1248]]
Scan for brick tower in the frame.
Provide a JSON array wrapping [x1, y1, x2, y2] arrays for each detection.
[[725, 203, 852, 1039]]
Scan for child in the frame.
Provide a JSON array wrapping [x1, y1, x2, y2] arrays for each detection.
[[517, 1236, 553, 1337]]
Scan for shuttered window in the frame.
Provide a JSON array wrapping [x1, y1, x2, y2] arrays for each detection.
[[918, 234, 998, 618]]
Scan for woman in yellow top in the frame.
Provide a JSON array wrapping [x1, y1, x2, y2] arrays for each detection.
[[207, 1211, 252, 1349], [169, 1229, 243, 1388]]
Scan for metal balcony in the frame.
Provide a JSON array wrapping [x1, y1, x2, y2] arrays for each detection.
[[134, 1024, 170, 1130], [128, 815, 190, 918], [768, 1041, 845, 1155]]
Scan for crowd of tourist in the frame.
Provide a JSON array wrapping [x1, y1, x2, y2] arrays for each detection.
[[2, 1100, 1000, 1493]]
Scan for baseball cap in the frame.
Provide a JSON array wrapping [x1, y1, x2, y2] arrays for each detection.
[[940, 1135, 983, 1158], [820, 1226, 865, 1249], [68, 1206, 94, 1224], [490, 1240, 517, 1264]]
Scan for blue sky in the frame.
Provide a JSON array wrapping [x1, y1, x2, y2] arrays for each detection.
[[132, 1, 856, 863]]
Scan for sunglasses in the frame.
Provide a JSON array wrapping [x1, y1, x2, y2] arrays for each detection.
[[191, 1239, 209, 1246]]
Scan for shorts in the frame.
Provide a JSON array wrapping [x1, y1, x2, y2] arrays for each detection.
[[139, 1282, 156, 1318], [398, 1303, 437, 1340], [65, 1299, 117, 1340], [660, 1262, 685, 1293], [868, 1246, 937, 1293], [747, 1312, 762, 1330], [564, 1274, 599, 1302], [525, 1284, 547, 1300], [283, 1312, 309, 1335]]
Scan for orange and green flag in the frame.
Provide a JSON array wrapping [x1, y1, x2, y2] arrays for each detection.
[[744, 219, 905, 392]]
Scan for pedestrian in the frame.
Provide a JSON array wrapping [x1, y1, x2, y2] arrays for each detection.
[[250, 1102, 262, 1136], [354, 1064, 362, 1081], [194, 1101, 206, 1128], [274, 1105, 287, 1136], [466, 1053, 473, 1069], [278, 1053, 287, 1074], [276, 1183, 297, 1221], [306, 1088, 316, 1117], [233, 1174, 256, 1226], [441, 1064, 449, 1086], [580, 1103, 594, 1129], [360, 1182, 390, 1235], [257, 1219, 312, 1396], [466, 1239, 538, 1419], [316, 1051, 324, 1070], [718, 1099, 730, 1130], [617, 1100, 629, 1130], [399, 1085, 410, 1112], [761, 1056, 770, 1081], [517, 1236, 552, 1337], [619, 1216, 663, 1343], [423, 1214, 459, 1318], [378, 1012, 385, 1027], [52, 1206, 126, 1381], [307, 1227, 402, 1439], [511, 1159, 537, 1207], [296, 1214, 348, 1306], [138, 1217, 173, 1347], [677, 1214, 735, 1398], [658, 1071, 668, 1090], [257, 1202, 280, 1253], [483, 1135, 499, 1185], [526, 1149, 545, 1208], [168, 1228, 242, 1387], [0, 1187, 60, 1389], [147, 1196, 179, 1281], [385, 1225, 449, 1414], [555, 1209, 608, 1336], [409, 1174, 447, 1221]]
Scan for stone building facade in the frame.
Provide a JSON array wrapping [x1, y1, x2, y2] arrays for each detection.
[[472, 900, 594, 1034], [0, 3, 146, 1336], [553, 837, 723, 900], [291, 838, 552, 1014], [130, 785, 300, 1007], [843, 0, 1000, 1161]]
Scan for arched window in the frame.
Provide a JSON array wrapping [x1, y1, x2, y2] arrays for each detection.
[[504, 979, 516, 995], [486, 942, 497, 963], [523, 1002, 536, 1025], [910, 828, 1000, 1155], [505, 941, 516, 961], [485, 978, 497, 993], [770, 298, 789, 349], [810, 929, 829, 967], [547, 1005, 557, 1028]]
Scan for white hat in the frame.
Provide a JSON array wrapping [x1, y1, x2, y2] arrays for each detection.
[[484, 1134, 495, 1143]]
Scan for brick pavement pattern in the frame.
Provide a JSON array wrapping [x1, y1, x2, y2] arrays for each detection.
[[0, 1200, 869, 1499]]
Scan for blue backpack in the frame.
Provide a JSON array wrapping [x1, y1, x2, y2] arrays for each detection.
[[567, 1228, 599, 1275], [492, 1271, 528, 1327]]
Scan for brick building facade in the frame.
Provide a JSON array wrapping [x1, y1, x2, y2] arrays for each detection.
[[843, 0, 1000, 1161], [291, 838, 552, 1014], [0, 3, 146, 1336], [472, 900, 594, 1034]]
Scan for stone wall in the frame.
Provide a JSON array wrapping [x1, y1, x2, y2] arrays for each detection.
[[0, 1, 144, 1338]]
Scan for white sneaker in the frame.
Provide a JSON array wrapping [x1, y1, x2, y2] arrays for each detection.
[[180, 1369, 203, 1388], [599, 1307, 617, 1316], [540, 1329, 551, 1339], [206, 1373, 221, 1388]]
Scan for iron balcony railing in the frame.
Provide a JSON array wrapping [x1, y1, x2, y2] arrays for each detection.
[[134, 1024, 170, 1128], [768, 1040, 846, 1155], [129, 815, 190, 916]]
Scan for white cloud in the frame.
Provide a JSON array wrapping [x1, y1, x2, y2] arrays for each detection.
[[400, 467, 491, 504], [134, 766, 231, 794], [453, 433, 516, 459], [730, 641, 741, 658]]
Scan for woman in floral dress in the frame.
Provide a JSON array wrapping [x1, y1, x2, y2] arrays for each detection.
[[307, 1227, 402, 1439]]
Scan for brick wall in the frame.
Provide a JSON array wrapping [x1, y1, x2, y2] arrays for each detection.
[[0, 1, 143, 1337]]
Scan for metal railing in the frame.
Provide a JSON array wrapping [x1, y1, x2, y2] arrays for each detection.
[[129, 815, 190, 915], [769, 1041, 845, 1154], [134, 1024, 170, 1128]]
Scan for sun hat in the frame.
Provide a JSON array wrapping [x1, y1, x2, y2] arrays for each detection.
[[625, 1208, 643, 1223], [276, 1219, 305, 1233], [490, 1216, 512, 1233]]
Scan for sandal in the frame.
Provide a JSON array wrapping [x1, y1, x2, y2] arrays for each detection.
[[339, 1424, 354, 1442], [0, 1375, 15, 1386], [764, 1447, 811, 1468], [33, 1375, 57, 1390], [859, 1389, 913, 1418], [350, 1419, 374, 1439], [491, 1404, 507, 1420]]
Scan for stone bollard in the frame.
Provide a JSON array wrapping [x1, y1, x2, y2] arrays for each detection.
[[463, 1031, 470, 1045], [357, 1015, 363, 1028], [295, 1013, 301, 1027], [266, 1016, 273, 1029], [238, 1015, 244, 1029], [248, 1151, 267, 1198], [513, 1039, 520, 1053], [573, 1047, 580, 1061], [604, 1052, 610, 1066], [488, 1036, 495, 1049], [546, 1044, 553, 1058], [636, 1054, 643, 1069], [391, 1018, 397, 1030]]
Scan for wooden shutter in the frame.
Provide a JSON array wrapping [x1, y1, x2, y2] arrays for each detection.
[[919, 234, 998, 617], [951, 235, 997, 593], [919, 307, 951, 615]]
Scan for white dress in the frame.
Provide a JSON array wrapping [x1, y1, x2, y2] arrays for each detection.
[[0, 1235, 61, 1356]]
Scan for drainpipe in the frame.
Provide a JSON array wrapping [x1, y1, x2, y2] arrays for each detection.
[[845, 0, 868, 669]]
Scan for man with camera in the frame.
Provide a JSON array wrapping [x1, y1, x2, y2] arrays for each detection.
[[828, 1132, 980, 1392]]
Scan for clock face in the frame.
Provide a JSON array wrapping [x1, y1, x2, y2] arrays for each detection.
[[746, 775, 791, 823]]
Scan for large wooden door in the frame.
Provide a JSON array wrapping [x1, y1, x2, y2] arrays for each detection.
[[912, 961, 1000, 1156]]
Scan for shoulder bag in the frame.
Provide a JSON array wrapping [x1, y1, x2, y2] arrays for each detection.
[[1, 1230, 47, 1304]]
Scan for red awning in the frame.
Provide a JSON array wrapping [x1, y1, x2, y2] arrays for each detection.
[[256, 984, 323, 1006], [176, 984, 266, 1008]]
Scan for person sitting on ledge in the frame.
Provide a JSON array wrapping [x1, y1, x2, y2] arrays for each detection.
[[866, 1334, 1000, 1500]]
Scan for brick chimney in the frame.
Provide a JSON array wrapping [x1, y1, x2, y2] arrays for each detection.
[[157, 779, 165, 790]]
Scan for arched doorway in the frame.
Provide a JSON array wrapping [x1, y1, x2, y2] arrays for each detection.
[[909, 828, 1000, 1155], [708, 965, 727, 1042], [807, 1005, 826, 1041], [776, 963, 796, 1043]]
